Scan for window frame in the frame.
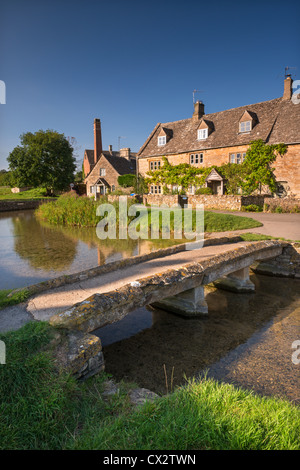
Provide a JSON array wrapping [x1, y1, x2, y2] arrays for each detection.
[[190, 153, 204, 164], [150, 184, 161, 194], [239, 120, 252, 133], [149, 160, 161, 171], [229, 152, 246, 164], [197, 128, 208, 140], [158, 135, 166, 146]]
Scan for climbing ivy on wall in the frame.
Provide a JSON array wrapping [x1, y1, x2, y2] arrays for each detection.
[[145, 140, 287, 195]]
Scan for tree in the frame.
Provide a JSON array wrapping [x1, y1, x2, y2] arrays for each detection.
[[118, 174, 136, 188], [241, 140, 287, 195], [7, 130, 76, 193], [0, 170, 12, 186]]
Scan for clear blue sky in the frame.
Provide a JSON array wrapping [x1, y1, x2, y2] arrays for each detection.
[[1, 0, 299, 170]]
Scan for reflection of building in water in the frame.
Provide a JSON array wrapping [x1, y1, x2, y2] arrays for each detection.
[[12, 215, 77, 271], [96, 243, 139, 266]]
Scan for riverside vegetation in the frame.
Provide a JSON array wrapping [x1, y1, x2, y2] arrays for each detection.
[[35, 192, 262, 233], [0, 322, 299, 450]]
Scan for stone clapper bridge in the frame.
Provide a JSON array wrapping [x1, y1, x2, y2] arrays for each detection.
[[47, 239, 300, 380]]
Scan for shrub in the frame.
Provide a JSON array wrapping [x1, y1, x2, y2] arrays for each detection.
[[241, 204, 263, 212], [118, 174, 136, 188], [195, 187, 213, 195]]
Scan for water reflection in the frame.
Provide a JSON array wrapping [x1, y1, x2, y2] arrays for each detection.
[[12, 214, 78, 271], [0, 210, 185, 289]]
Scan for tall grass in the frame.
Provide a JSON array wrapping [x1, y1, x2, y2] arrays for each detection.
[[70, 377, 300, 451], [0, 322, 299, 450], [36, 193, 262, 233]]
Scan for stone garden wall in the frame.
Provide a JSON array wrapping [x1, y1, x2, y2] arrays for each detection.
[[263, 197, 300, 213], [142, 194, 270, 211], [0, 199, 52, 212]]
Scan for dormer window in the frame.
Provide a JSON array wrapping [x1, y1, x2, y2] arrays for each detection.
[[157, 127, 172, 147], [239, 110, 257, 133], [197, 118, 213, 140], [239, 121, 252, 133], [158, 136, 166, 146], [197, 128, 208, 140]]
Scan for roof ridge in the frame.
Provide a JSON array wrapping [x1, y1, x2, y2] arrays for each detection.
[[159, 97, 282, 126]]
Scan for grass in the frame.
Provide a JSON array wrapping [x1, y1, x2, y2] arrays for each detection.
[[0, 322, 299, 450], [0, 186, 53, 200], [0, 288, 30, 309], [36, 193, 262, 233], [204, 211, 261, 232], [239, 232, 300, 243], [71, 378, 300, 451]]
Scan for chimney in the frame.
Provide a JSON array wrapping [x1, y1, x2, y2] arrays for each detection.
[[192, 101, 205, 121], [94, 118, 102, 164], [108, 145, 113, 155], [120, 147, 131, 159], [283, 74, 293, 100]]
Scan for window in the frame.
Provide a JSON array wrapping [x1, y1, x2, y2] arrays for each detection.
[[149, 160, 161, 171], [230, 153, 246, 164], [239, 121, 252, 133], [150, 185, 161, 194], [197, 128, 208, 140], [158, 136, 166, 146], [111, 185, 115, 192], [100, 168, 106, 176], [190, 153, 203, 164]]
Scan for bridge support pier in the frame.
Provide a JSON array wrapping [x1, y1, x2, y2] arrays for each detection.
[[151, 286, 208, 316], [213, 266, 255, 293]]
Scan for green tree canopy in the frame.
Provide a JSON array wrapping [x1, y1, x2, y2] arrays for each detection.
[[7, 130, 76, 192], [0, 170, 12, 186]]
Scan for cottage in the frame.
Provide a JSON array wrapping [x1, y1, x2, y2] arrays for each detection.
[[137, 75, 300, 197], [84, 119, 136, 197]]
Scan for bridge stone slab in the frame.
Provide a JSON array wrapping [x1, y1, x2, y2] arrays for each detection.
[[49, 240, 284, 333]]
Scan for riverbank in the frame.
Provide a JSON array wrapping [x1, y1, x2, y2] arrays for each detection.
[[35, 192, 263, 231], [0, 321, 299, 450]]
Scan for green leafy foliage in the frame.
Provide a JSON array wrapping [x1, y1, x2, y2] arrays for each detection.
[[241, 140, 287, 195], [7, 130, 76, 192], [117, 174, 136, 188], [145, 140, 287, 196]]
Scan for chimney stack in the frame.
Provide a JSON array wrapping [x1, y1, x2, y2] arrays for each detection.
[[283, 74, 293, 100], [120, 148, 131, 160], [192, 101, 205, 121], [108, 145, 113, 155], [94, 118, 102, 164]]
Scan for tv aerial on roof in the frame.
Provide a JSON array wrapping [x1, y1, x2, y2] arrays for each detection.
[[118, 136, 126, 150], [193, 89, 205, 104], [285, 66, 297, 78]]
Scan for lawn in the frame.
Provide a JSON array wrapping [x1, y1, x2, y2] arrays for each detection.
[[0, 187, 53, 200], [0, 322, 299, 450]]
